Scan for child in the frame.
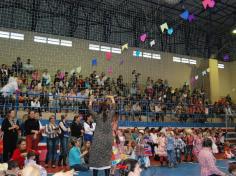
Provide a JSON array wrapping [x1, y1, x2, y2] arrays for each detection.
[[155, 132, 167, 166], [175, 134, 186, 163], [24, 151, 47, 176]]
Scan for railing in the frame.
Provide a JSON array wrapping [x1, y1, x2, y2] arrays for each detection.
[[0, 92, 235, 126]]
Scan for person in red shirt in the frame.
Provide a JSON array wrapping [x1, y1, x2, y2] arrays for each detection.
[[184, 133, 194, 161], [11, 139, 27, 168]]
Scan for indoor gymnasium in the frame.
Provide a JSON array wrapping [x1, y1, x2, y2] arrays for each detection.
[[0, 0, 236, 176]]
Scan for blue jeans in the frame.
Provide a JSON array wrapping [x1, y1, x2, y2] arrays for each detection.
[[167, 150, 176, 166], [45, 137, 59, 165], [60, 137, 69, 157]]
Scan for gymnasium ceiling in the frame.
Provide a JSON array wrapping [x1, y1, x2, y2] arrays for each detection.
[[0, 0, 235, 61]]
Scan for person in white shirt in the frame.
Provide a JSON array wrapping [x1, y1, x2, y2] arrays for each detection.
[[0, 77, 20, 97], [42, 69, 51, 87], [83, 114, 96, 142]]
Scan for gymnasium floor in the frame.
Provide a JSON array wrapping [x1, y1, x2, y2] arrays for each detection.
[[48, 160, 231, 176]]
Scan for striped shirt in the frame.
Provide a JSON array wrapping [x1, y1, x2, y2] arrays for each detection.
[[45, 123, 61, 138]]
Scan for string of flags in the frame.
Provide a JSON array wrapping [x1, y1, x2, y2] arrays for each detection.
[[191, 68, 210, 85], [88, 0, 218, 76]]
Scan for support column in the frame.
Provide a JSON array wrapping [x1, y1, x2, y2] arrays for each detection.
[[209, 59, 220, 103]]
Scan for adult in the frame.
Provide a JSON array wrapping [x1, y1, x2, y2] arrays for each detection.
[[198, 138, 226, 176], [58, 114, 71, 166], [68, 138, 88, 171], [24, 110, 40, 152], [70, 114, 84, 140], [11, 139, 27, 168], [83, 114, 96, 142], [88, 95, 116, 176], [1, 109, 19, 162], [45, 115, 61, 168]]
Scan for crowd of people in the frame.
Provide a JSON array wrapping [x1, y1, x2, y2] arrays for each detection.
[[0, 57, 235, 176], [0, 57, 235, 123]]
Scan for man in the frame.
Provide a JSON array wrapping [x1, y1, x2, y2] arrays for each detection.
[[198, 138, 226, 176]]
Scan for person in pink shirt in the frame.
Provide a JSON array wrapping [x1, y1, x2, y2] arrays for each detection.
[[198, 138, 226, 176]]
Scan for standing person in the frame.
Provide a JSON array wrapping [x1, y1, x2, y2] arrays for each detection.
[[24, 110, 40, 152], [155, 132, 167, 166], [83, 114, 96, 142], [175, 134, 185, 164], [198, 138, 226, 176], [184, 132, 194, 162], [166, 131, 177, 168], [88, 95, 116, 176], [58, 114, 71, 167], [1, 109, 20, 162], [45, 115, 61, 168], [70, 114, 84, 140], [193, 132, 203, 159]]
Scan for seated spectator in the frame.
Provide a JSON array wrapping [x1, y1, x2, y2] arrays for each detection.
[[68, 138, 89, 171], [24, 151, 47, 176], [6, 160, 20, 176], [41, 69, 51, 87], [11, 139, 27, 168], [131, 102, 142, 120], [81, 141, 91, 164], [229, 162, 236, 176], [23, 59, 34, 74]]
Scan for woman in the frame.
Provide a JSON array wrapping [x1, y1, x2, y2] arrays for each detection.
[[24, 110, 40, 152], [1, 109, 19, 162], [155, 132, 167, 166], [58, 114, 71, 166], [88, 95, 116, 176], [118, 159, 142, 176], [68, 138, 89, 171], [84, 114, 96, 142], [45, 115, 61, 168], [198, 138, 226, 176], [193, 132, 203, 159], [11, 139, 27, 168], [70, 114, 84, 140], [81, 141, 91, 164]]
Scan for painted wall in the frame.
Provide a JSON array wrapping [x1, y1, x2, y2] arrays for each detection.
[[0, 28, 207, 90]]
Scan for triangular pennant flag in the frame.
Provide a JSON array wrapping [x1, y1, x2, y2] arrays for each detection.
[[207, 68, 210, 72], [150, 40, 155, 47], [107, 66, 113, 74], [188, 14, 196, 22], [180, 10, 189, 20], [195, 75, 199, 80], [119, 59, 124, 65], [202, 0, 215, 9], [92, 58, 97, 66], [160, 22, 168, 33], [105, 52, 112, 61], [202, 70, 207, 76], [135, 50, 141, 57], [167, 28, 174, 35], [121, 43, 128, 51], [140, 33, 147, 42]]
